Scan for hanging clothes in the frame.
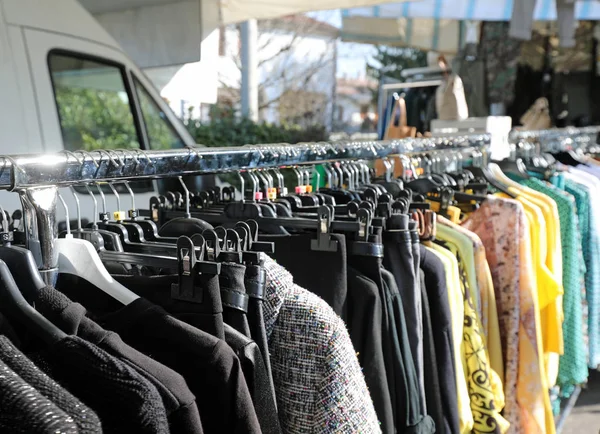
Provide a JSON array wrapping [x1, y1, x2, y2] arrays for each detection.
[[0, 335, 103, 434], [262, 256, 382, 433], [2, 131, 599, 434], [419, 246, 460, 434], [435, 220, 509, 434], [462, 196, 554, 434], [519, 178, 589, 396]]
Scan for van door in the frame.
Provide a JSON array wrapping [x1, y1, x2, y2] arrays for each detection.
[[22, 28, 164, 221], [23, 28, 146, 154]]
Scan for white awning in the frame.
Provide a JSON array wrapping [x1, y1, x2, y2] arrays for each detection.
[[343, 0, 600, 21], [341, 0, 600, 54], [78, 0, 414, 68]]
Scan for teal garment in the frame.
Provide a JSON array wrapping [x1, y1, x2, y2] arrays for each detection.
[[520, 178, 588, 396], [551, 172, 567, 190], [563, 181, 590, 363], [527, 170, 563, 187], [564, 174, 600, 369]]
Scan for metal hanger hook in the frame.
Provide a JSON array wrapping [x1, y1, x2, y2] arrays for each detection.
[[115, 149, 138, 174], [263, 170, 274, 190], [61, 150, 84, 177], [107, 182, 121, 212], [341, 163, 353, 190], [57, 192, 70, 236], [246, 172, 257, 202], [292, 167, 302, 187], [236, 172, 245, 202], [69, 186, 82, 231], [256, 171, 269, 195], [84, 184, 99, 230], [95, 183, 107, 215], [0, 204, 8, 234], [122, 181, 136, 211], [177, 177, 191, 218]]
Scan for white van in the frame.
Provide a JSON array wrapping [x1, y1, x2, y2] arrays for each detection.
[[0, 0, 199, 222]]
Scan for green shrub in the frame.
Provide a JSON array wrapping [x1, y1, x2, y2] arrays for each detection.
[[184, 109, 327, 147]]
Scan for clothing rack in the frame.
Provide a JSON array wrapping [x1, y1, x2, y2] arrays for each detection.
[[511, 126, 600, 144], [510, 126, 600, 155], [0, 135, 490, 285], [0, 136, 489, 188], [511, 125, 600, 433]]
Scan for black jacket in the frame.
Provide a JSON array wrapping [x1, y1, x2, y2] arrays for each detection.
[[35, 286, 203, 434], [419, 246, 460, 434]]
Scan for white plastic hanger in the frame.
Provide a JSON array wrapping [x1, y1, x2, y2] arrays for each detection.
[[55, 190, 139, 306]]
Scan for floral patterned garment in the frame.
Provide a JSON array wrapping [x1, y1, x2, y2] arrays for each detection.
[[521, 178, 588, 397], [438, 218, 504, 387], [462, 196, 549, 434]]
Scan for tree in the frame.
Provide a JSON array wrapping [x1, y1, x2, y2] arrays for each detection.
[[219, 14, 338, 126], [366, 46, 428, 103]]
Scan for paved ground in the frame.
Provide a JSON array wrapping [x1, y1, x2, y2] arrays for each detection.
[[562, 370, 600, 433]]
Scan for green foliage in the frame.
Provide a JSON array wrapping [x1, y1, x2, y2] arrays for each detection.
[[367, 46, 428, 82], [366, 46, 428, 103], [55, 87, 140, 151], [55, 85, 181, 151], [136, 85, 185, 150], [184, 108, 328, 147]]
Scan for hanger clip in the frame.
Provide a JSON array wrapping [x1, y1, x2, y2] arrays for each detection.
[[310, 206, 338, 252], [245, 220, 275, 254], [171, 235, 221, 304], [171, 236, 202, 303]]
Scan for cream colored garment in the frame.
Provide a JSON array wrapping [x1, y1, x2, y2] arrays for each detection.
[[435, 74, 469, 121]]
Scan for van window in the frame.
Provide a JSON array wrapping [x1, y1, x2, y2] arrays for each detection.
[[49, 53, 141, 151], [134, 79, 185, 150]]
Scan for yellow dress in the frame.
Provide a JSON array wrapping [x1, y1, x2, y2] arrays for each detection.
[[488, 165, 565, 389], [500, 185, 564, 389]]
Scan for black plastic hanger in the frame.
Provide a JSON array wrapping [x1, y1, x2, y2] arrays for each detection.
[[120, 182, 178, 243], [0, 259, 66, 345], [494, 159, 530, 180], [552, 150, 587, 166], [464, 165, 517, 198], [0, 208, 45, 301]]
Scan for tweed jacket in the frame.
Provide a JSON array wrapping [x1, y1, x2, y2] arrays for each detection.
[[263, 256, 381, 433]]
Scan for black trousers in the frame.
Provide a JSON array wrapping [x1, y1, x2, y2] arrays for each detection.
[[383, 215, 426, 411], [420, 245, 460, 434], [258, 233, 348, 318], [245, 262, 275, 402], [347, 265, 395, 434], [220, 262, 252, 338]]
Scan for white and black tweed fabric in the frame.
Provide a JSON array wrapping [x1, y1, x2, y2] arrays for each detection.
[[263, 255, 381, 434]]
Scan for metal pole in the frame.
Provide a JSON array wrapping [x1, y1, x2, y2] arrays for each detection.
[[241, 19, 259, 121]]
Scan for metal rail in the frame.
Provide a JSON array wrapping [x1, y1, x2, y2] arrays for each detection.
[[0, 135, 490, 190]]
